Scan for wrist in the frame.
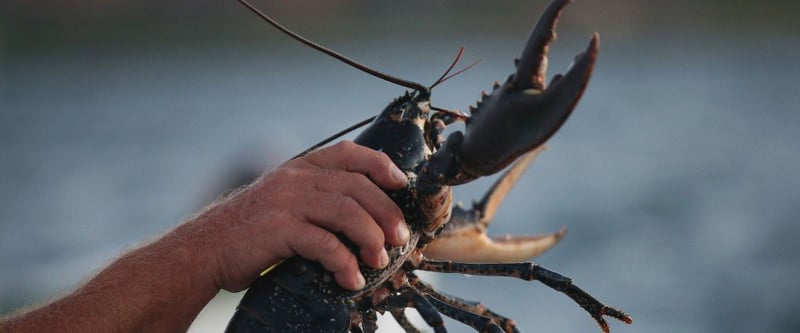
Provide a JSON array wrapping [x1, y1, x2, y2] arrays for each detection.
[[180, 194, 251, 292], [163, 217, 224, 298]]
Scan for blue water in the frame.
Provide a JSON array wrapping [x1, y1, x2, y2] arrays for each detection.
[[2, 28, 799, 332]]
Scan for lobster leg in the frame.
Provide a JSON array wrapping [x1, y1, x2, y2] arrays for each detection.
[[414, 260, 632, 333], [390, 309, 424, 333], [409, 274, 521, 333], [380, 289, 448, 333], [423, 148, 567, 263], [427, 297, 518, 333], [424, 296, 504, 333], [361, 310, 379, 333]]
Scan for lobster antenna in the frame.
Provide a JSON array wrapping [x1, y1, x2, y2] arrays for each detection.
[[430, 47, 465, 89], [291, 115, 377, 159], [428, 48, 478, 120], [239, 0, 427, 92], [430, 58, 481, 89]]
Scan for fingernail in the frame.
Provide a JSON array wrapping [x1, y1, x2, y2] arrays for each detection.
[[390, 165, 407, 184], [396, 221, 410, 243], [355, 271, 366, 289], [379, 248, 389, 268]]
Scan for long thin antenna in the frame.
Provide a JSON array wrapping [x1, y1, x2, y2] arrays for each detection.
[[431, 59, 481, 89], [291, 115, 377, 159], [239, 0, 427, 92], [430, 47, 465, 89]]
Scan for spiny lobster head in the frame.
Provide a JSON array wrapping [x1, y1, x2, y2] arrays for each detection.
[[454, 0, 599, 178], [354, 89, 434, 171], [382, 89, 433, 126]]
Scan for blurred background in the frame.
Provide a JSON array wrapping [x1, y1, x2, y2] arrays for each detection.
[[1, 0, 798, 332]]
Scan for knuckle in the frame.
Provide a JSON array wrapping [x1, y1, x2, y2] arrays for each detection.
[[343, 253, 358, 273], [376, 151, 394, 167], [362, 234, 384, 253], [378, 211, 402, 230], [372, 154, 397, 179], [315, 230, 343, 255], [391, 209, 405, 225], [334, 140, 357, 153], [335, 195, 361, 216], [346, 172, 372, 188], [339, 251, 357, 269], [386, 200, 404, 218], [354, 224, 384, 251]]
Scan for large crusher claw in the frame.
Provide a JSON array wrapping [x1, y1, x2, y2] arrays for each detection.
[[459, 0, 599, 177], [421, 0, 599, 186]]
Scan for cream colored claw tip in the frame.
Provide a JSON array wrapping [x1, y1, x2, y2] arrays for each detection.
[[423, 227, 566, 263]]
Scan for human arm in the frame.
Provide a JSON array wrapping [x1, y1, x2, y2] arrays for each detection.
[[0, 141, 410, 332]]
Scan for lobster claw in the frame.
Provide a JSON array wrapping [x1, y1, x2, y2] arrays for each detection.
[[454, 0, 599, 179], [423, 147, 568, 263]]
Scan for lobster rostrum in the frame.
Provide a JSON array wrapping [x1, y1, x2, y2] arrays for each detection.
[[226, 0, 633, 332]]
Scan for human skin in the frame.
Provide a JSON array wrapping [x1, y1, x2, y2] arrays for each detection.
[[0, 141, 410, 333]]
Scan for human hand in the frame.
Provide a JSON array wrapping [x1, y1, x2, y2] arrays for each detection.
[[197, 141, 410, 292]]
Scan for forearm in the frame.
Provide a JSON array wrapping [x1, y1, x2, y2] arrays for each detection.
[[0, 220, 220, 333]]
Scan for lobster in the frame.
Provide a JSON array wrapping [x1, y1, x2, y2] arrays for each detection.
[[225, 0, 632, 332]]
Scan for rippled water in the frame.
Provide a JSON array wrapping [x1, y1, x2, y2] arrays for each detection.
[[2, 23, 799, 333]]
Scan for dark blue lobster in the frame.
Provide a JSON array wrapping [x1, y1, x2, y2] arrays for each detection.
[[225, 0, 632, 332]]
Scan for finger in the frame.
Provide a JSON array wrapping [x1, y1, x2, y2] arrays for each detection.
[[311, 169, 409, 247], [302, 141, 408, 190], [298, 189, 389, 270], [288, 223, 366, 291]]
